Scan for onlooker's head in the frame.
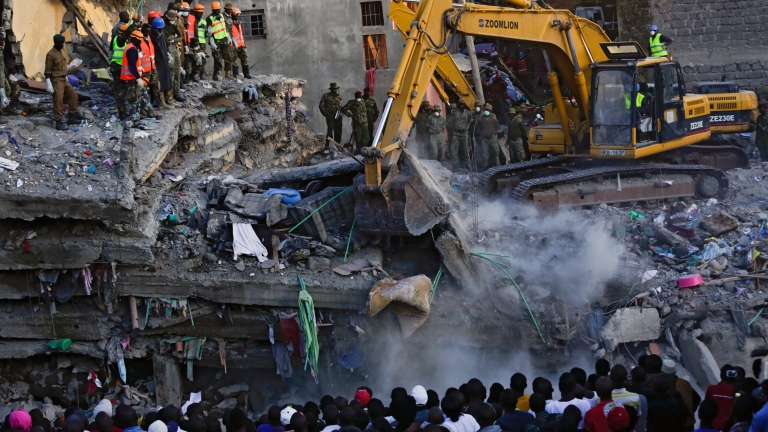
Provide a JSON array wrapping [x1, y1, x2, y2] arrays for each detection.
[[510, 373, 527, 394], [390, 388, 407, 402], [721, 364, 738, 383], [487, 383, 504, 404], [157, 406, 181, 425], [186, 404, 204, 419], [595, 377, 613, 400], [731, 395, 753, 423], [28, 411, 43, 424], [645, 355, 662, 374], [354, 410, 369, 431], [499, 389, 518, 414], [371, 418, 392, 432], [366, 399, 385, 420], [411, 386, 428, 408], [229, 409, 248, 432], [289, 413, 307, 432], [334, 397, 348, 411], [268, 406, 283, 427], [427, 408, 444, 425], [94, 413, 113, 432], [389, 396, 416, 430], [115, 405, 138, 429], [319, 396, 334, 411], [595, 359, 611, 377], [609, 365, 628, 388], [697, 399, 719, 428], [528, 394, 546, 414], [569, 368, 587, 388], [354, 389, 372, 408], [303, 402, 320, 420], [562, 405, 582, 427], [532, 377, 553, 400], [465, 379, 486, 403], [606, 406, 630, 432], [280, 408, 298, 427], [321, 406, 339, 426], [637, 355, 648, 370], [141, 411, 159, 431], [426, 390, 440, 409], [440, 394, 463, 422], [753, 358, 762, 379], [185, 416, 206, 432], [630, 366, 647, 384], [149, 421, 168, 432], [338, 408, 356, 428], [558, 373, 576, 396], [10, 410, 32, 432], [474, 403, 496, 429]]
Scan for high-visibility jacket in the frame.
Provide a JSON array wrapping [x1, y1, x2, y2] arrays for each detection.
[[140, 37, 155, 72], [120, 46, 142, 81], [196, 17, 208, 44], [649, 33, 668, 57], [624, 92, 645, 110], [185, 15, 196, 43], [210, 15, 228, 40], [111, 35, 126, 65], [516, 58, 528, 76], [231, 22, 245, 48]]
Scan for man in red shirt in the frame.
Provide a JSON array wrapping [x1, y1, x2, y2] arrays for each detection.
[[584, 377, 624, 432], [704, 365, 737, 430]]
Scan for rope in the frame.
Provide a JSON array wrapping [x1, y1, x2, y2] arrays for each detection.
[[344, 218, 357, 262], [471, 252, 546, 344], [430, 265, 443, 306], [297, 275, 319, 376], [289, 186, 353, 233]]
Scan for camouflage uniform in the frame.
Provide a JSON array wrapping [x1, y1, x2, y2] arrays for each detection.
[[474, 111, 500, 172], [506, 114, 527, 163], [414, 106, 430, 147], [0, 45, 20, 111], [319, 89, 343, 143], [757, 110, 768, 162], [185, 43, 207, 79], [364, 95, 379, 146], [122, 81, 155, 121], [451, 108, 473, 168], [164, 25, 183, 97], [426, 109, 446, 161], [343, 98, 369, 154]]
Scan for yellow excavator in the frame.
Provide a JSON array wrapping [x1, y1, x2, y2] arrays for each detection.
[[353, 0, 758, 236]]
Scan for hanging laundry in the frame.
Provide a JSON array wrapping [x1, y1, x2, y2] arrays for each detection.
[[81, 267, 93, 295], [232, 223, 269, 262], [279, 314, 302, 360], [272, 344, 293, 378]]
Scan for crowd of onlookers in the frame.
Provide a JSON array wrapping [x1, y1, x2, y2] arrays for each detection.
[[1, 354, 766, 432]]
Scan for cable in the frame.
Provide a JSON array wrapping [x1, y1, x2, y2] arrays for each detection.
[[344, 218, 356, 262], [289, 186, 353, 233]]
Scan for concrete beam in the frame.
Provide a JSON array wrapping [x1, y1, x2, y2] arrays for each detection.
[[0, 301, 118, 340], [0, 340, 104, 359], [153, 355, 183, 406]]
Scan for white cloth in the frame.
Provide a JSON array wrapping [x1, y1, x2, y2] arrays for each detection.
[[149, 421, 168, 432], [440, 414, 480, 432], [546, 398, 591, 428], [411, 385, 428, 406], [232, 223, 268, 262], [320, 426, 340, 432], [92, 399, 113, 418]]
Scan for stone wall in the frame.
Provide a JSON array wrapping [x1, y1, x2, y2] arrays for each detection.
[[650, 0, 768, 91]]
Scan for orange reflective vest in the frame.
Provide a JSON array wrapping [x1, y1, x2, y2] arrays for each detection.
[[232, 22, 245, 48], [140, 37, 155, 72], [120, 46, 142, 80], [185, 15, 196, 43]]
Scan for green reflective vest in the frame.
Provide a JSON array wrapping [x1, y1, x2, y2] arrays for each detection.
[[624, 93, 646, 110], [649, 33, 668, 57], [210, 15, 228, 40], [111, 35, 126, 65], [196, 18, 208, 44]]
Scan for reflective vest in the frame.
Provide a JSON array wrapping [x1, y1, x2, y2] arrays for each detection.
[[196, 17, 208, 44], [517, 59, 528, 76], [232, 22, 245, 48], [111, 35, 126, 65], [210, 15, 228, 39], [624, 92, 645, 110], [649, 33, 668, 57], [120, 46, 142, 81], [185, 15, 196, 43], [140, 37, 155, 72]]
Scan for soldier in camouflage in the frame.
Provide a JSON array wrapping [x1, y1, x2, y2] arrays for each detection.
[[757, 103, 768, 162], [319, 83, 343, 143], [506, 108, 527, 163], [451, 101, 473, 169], [425, 104, 445, 161], [0, 33, 21, 119], [474, 103, 500, 172], [363, 87, 378, 146], [164, 10, 186, 103], [184, 39, 207, 81], [446, 103, 457, 157], [413, 100, 430, 150], [343, 90, 369, 154]]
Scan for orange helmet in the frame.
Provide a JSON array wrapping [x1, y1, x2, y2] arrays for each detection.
[[148, 10, 160, 19], [211, 1, 221, 10], [130, 30, 144, 40], [118, 24, 129, 33], [194, 4, 205, 12], [232, 7, 240, 15]]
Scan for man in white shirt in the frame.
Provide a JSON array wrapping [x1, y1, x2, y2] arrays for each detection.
[[545, 373, 591, 428]]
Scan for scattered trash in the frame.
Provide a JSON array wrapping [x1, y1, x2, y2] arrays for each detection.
[[134, 131, 151, 139], [103, 158, 115, 165], [678, 274, 704, 289], [87, 185, 92, 191], [16, 179, 23, 187], [0, 156, 19, 170]]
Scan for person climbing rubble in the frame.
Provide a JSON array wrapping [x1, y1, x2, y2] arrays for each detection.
[[230, 8, 253, 79], [45, 34, 83, 131]]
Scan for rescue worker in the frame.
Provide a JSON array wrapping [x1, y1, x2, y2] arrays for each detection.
[[648, 25, 673, 58], [111, 11, 130, 39], [150, 17, 174, 108], [164, 10, 186, 102], [184, 39, 207, 82], [45, 34, 82, 131], [190, 4, 208, 79], [0, 32, 19, 120], [450, 101, 473, 169], [756, 103, 768, 162], [2, 54, 21, 117], [121, 30, 162, 122], [506, 108, 527, 163], [446, 103, 457, 151], [319, 83, 343, 143], [140, 23, 167, 109], [474, 103, 499, 172], [363, 87, 378, 146], [343, 90, 369, 154], [516, 51, 531, 90], [207, 2, 233, 81], [426, 104, 445, 161], [414, 100, 430, 149], [230, 8, 252, 79], [111, 25, 132, 119]]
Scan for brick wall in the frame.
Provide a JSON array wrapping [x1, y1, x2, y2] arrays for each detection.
[[650, 0, 768, 93]]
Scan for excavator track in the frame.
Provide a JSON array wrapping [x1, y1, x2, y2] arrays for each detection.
[[510, 164, 727, 210], [667, 141, 749, 171], [478, 156, 570, 194]]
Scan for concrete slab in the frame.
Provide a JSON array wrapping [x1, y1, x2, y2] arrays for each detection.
[[679, 330, 721, 387], [601, 307, 661, 344], [153, 355, 182, 407]]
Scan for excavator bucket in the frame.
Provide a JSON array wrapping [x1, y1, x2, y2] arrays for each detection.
[[353, 154, 450, 236]]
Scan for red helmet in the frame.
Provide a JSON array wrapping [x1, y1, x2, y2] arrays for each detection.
[[148, 10, 161, 19]]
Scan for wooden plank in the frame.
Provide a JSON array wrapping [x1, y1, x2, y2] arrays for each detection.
[[60, 0, 110, 63]]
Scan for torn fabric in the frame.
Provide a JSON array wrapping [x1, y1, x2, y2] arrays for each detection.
[[232, 223, 268, 262]]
